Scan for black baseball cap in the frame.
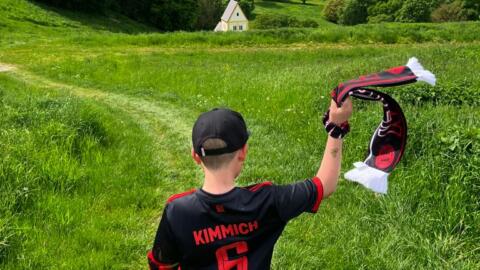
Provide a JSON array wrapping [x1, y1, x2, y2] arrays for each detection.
[[192, 108, 249, 157]]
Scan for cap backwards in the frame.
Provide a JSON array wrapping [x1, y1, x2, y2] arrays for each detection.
[[192, 108, 249, 157]]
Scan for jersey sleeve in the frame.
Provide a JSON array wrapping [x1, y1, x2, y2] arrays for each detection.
[[273, 176, 324, 222], [148, 205, 180, 270]]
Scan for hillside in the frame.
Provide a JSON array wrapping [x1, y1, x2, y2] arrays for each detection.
[[0, 0, 154, 39], [253, 0, 332, 25], [0, 1, 479, 269]]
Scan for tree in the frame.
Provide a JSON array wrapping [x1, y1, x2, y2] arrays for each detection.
[[396, 0, 432, 22], [463, 0, 480, 20], [367, 0, 403, 23], [35, 0, 217, 31], [338, 0, 369, 25], [431, 1, 468, 22], [323, 0, 345, 23], [115, 0, 152, 23], [34, 0, 112, 12], [149, 0, 198, 31], [196, 0, 224, 30]]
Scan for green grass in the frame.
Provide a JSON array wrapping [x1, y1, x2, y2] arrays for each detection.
[[253, 0, 331, 26], [0, 0, 154, 47], [62, 22, 480, 46], [2, 0, 480, 47], [0, 0, 479, 269]]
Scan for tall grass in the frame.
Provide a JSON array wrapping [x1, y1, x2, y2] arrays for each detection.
[[58, 22, 480, 47], [0, 75, 172, 268]]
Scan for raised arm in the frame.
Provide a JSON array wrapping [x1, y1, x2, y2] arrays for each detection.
[[316, 98, 353, 198]]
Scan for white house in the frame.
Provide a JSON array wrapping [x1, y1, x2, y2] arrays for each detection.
[[214, 0, 249, 32]]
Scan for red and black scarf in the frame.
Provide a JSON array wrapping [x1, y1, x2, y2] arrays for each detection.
[[333, 58, 435, 193]]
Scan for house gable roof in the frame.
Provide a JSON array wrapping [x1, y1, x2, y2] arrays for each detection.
[[221, 0, 239, 21]]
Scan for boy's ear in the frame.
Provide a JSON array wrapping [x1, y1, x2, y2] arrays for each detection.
[[238, 144, 248, 162], [191, 148, 202, 164]]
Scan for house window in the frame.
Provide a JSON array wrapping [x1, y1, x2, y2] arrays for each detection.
[[233, 25, 237, 31], [239, 25, 243, 30], [237, 12, 239, 16]]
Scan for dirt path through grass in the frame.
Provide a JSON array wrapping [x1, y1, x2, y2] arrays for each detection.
[[0, 63, 14, 72], [1, 62, 199, 179]]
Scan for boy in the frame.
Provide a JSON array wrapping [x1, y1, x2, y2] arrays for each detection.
[[148, 98, 353, 269]]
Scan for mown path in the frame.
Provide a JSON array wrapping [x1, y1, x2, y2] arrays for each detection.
[[0, 63, 14, 72], [1, 62, 200, 180]]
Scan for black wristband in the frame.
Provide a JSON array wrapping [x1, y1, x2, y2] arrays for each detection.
[[322, 110, 350, 139]]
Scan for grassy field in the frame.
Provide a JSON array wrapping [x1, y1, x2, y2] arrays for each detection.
[[0, 0, 479, 269], [253, 0, 331, 25]]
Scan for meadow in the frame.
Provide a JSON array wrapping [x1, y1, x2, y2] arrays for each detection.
[[253, 0, 331, 25], [0, 0, 479, 269]]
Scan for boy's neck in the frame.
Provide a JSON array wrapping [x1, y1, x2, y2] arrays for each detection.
[[202, 168, 236, 195]]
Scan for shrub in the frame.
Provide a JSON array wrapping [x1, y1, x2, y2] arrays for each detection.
[[396, 0, 432, 23], [255, 14, 286, 29], [196, 0, 223, 30], [367, 0, 403, 23], [301, 19, 319, 28], [463, 0, 480, 20], [149, 0, 198, 31], [338, 0, 369, 25], [368, 14, 395, 23], [254, 14, 318, 29], [323, 0, 345, 23], [431, 1, 468, 22]]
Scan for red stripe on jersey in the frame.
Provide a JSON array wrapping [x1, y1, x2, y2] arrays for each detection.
[[311, 177, 324, 213], [248, 181, 273, 192], [147, 250, 178, 270], [167, 189, 196, 203]]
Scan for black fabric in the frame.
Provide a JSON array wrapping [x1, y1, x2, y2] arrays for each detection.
[[149, 179, 321, 270], [192, 108, 249, 157], [331, 66, 417, 107], [349, 88, 407, 172], [150, 209, 181, 265], [273, 180, 320, 221], [322, 110, 350, 139], [329, 65, 415, 173]]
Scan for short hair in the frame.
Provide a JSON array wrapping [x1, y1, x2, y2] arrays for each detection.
[[200, 138, 238, 170]]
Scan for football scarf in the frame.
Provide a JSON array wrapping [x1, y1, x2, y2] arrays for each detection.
[[332, 58, 436, 194]]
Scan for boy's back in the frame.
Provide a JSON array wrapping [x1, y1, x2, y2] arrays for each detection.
[[149, 178, 322, 269], [148, 103, 352, 269]]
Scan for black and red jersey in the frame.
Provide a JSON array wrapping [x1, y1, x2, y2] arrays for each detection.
[[148, 177, 323, 270]]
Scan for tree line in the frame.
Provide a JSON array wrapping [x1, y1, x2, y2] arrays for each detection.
[[34, 0, 255, 31], [324, 0, 480, 25]]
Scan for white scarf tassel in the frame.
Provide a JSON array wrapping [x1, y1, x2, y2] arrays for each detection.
[[344, 162, 389, 194], [406, 57, 436, 86]]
